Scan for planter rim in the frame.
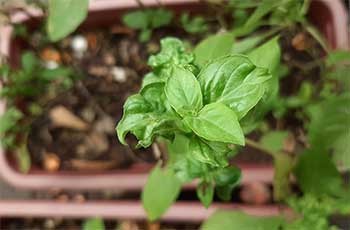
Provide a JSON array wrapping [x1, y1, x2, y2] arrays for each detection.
[[0, 0, 348, 191], [0, 200, 288, 222]]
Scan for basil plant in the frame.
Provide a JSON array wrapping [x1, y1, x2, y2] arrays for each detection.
[[116, 38, 273, 220]]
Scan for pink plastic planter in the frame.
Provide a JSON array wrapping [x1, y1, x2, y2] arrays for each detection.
[[0, 0, 348, 192], [0, 200, 289, 222]]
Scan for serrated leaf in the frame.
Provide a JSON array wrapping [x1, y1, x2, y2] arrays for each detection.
[[148, 37, 194, 70], [47, 0, 89, 42], [142, 164, 182, 221], [165, 66, 202, 117], [184, 103, 244, 145]]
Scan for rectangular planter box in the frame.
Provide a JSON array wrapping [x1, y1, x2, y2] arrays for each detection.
[[0, 0, 348, 191]]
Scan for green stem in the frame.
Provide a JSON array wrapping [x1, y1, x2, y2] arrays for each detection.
[[245, 138, 278, 158]]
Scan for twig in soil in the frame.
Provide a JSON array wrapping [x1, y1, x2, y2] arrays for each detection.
[[135, 0, 145, 9]]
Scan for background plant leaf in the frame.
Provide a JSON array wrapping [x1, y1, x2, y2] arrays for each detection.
[[47, 0, 89, 42], [142, 164, 182, 221]]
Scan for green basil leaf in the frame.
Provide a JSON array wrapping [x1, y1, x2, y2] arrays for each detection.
[[180, 13, 208, 34], [247, 36, 281, 72], [294, 150, 344, 196], [165, 66, 202, 117], [188, 136, 230, 167], [117, 83, 180, 148], [197, 181, 214, 208], [198, 55, 271, 119], [139, 29, 152, 42], [326, 50, 350, 67], [202, 211, 285, 230], [47, 0, 89, 42], [307, 94, 350, 170], [168, 134, 210, 182], [0, 107, 23, 134], [184, 103, 244, 145], [21, 51, 37, 73], [142, 164, 182, 221], [240, 37, 281, 133], [122, 10, 148, 29], [83, 218, 105, 230], [194, 32, 234, 67], [150, 8, 173, 28], [214, 166, 241, 201]]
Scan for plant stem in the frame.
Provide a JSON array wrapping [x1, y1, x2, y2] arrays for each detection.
[[245, 138, 278, 158]]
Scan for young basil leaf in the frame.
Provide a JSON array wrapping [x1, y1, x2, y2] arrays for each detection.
[[202, 210, 285, 230], [184, 103, 244, 145], [148, 37, 195, 69], [0, 107, 23, 134], [294, 150, 344, 197], [142, 164, 182, 221], [21, 51, 37, 73], [214, 166, 241, 201], [198, 55, 271, 119], [139, 29, 152, 43], [180, 13, 208, 34], [122, 10, 149, 29], [47, 0, 89, 42], [197, 180, 214, 208], [117, 83, 180, 148], [165, 66, 202, 117], [150, 9, 173, 28], [194, 32, 234, 67]]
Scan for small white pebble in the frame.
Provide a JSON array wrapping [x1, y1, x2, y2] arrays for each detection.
[[44, 60, 59, 69], [71, 35, 88, 58], [111, 66, 127, 83]]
